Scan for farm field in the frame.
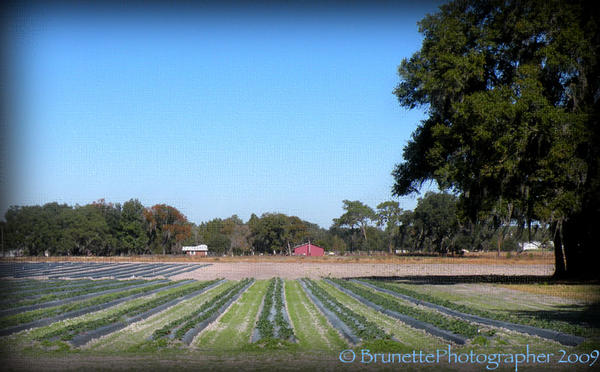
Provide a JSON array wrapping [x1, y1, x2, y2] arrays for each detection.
[[0, 276, 598, 371], [0, 260, 554, 280]]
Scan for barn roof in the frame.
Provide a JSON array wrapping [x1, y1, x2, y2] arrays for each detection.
[[293, 242, 324, 249]]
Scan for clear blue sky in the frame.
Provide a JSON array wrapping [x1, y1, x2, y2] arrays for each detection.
[[3, 2, 443, 228]]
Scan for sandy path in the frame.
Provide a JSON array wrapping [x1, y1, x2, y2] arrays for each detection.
[[170, 263, 554, 280]]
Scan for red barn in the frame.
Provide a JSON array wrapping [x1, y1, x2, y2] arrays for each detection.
[[293, 242, 324, 257]]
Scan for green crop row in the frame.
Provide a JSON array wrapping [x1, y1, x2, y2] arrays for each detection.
[[1, 279, 98, 294], [303, 279, 389, 341], [329, 279, 479, 338], [256, 278, 276, 339], [363, 280, 585, 336], [3, 280, 146, 310], [273, 278, 294, 340], [39, 280, 220, 341], [152, 279, 243, 339], [173, 278, 253, 341], [0, 281, 174, 329]]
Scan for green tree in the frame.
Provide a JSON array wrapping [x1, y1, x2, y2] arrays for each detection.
[[283, 216, 307, 255], [198, 218, 231, 255], [90, 199, 121, 254], [222, 215, 251, 256], [65, 205, 112, 256], [392, 0, 600, 277], [376, 201, 403, 253], [119, 199, 149, 255], [4, 203, 79, 256], [332, 200, 376, 250], [413, 192, 460, 254]]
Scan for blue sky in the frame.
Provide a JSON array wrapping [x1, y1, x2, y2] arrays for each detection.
[[4, 2, 443, 228]]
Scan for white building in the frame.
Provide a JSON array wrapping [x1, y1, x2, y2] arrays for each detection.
[[182, 244, 208, 256], [519, 241, 542, 251]]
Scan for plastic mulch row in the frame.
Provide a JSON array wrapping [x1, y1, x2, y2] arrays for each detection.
[[298, 279, 360, 345], [324, 279, 467, 345], [0, 279, 184, 337], [354, 279, 584, 346]]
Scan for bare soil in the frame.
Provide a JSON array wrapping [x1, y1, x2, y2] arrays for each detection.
[[1, 251, 554, 265], [170, 262, 554, 280]]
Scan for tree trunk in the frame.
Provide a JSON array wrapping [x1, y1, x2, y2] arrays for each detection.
[[496, 233, 503, 257], [361, 224, 368, 242], [552, 206, 599, 279], [551, 221, 566, 278]]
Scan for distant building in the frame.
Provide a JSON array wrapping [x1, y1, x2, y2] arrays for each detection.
[[293, 242, 324, 257], [1, 249, 24, 257], [182, 244, 208, 256], [518, 241, 542, 251]]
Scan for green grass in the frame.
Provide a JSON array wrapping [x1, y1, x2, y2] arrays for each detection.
[[497, 283, 600, 302], [194, 280, 268, 351], [285, 279, 346, 351]]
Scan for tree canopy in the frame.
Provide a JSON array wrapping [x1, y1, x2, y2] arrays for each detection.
[[392, 0, 599, 277]]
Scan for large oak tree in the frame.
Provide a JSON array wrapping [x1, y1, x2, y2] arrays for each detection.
[[392, 0, 599, 278]]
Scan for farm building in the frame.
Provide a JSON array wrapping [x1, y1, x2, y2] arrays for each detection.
[[293, 242, 324, 257], [519, 242, 541, 251], [182, 244, 208, 256]]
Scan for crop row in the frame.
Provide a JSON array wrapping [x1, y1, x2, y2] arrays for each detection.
[[303, 279, 389, 341], [362, 280, 584, 336], [256, 279, 276, 339], [0, 280, 172, 329], [0, 279, 97, 294], [254, 278, 294, 341], [3, 279, 122, 299], [2, 280, 146, 309], [152, 279, 251, 341], [273, 278, 294, 340], [38, 279, 221, 341], [329, 279, 479, 338], [174, 278, 252, 341]]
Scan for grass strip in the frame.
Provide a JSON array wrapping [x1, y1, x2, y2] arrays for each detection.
[[285, 280, 346, 350]]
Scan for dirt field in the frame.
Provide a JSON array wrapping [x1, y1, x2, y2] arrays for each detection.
[[1, 251, 554, 265], [170, 262, 554, 280], [1, 253, 555, 280]]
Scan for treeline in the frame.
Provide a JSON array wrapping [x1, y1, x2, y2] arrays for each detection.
[[1, 193, 550, 256]]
